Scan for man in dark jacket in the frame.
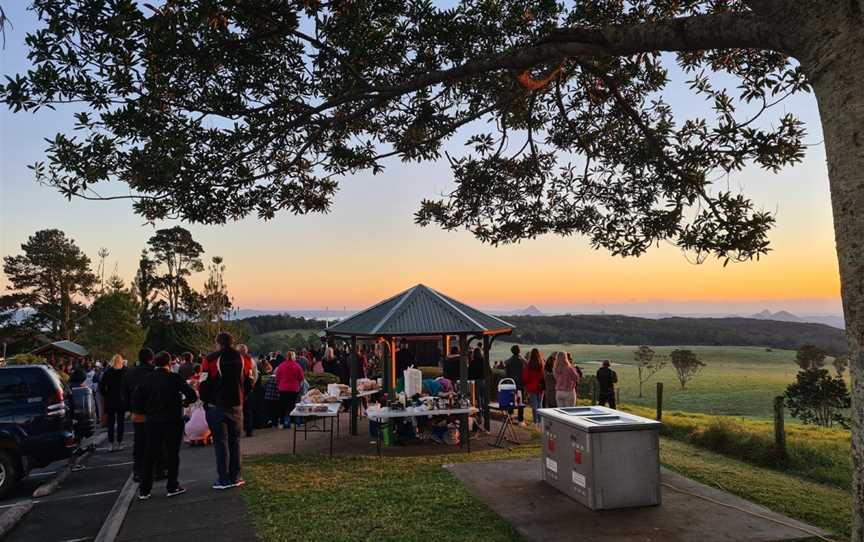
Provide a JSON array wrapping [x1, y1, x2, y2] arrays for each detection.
[[133, 351, 197, 499], [124, 348, 155, 482], [504, 345, 527, 423], [394, 341, 413, 377], [596, 360, 619, 409], [203, 332, 247, 490]]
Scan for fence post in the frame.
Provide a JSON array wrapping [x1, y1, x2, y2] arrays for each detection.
[[656, 382, 663, 421], [774, 396, 787, 460]]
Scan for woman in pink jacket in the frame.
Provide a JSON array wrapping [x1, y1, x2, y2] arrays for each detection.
[[274, 351, 305, 429], [553, 352, 580, 407]]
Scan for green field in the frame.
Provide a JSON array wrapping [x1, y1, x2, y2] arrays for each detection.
[[490, 343, 820, 419]]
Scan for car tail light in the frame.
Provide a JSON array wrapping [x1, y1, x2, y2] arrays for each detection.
[[64, 434, 77, 448], [46, 388, 67, 417]]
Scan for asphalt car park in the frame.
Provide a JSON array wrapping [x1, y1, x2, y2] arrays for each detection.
[[3, 431, 133, 542]]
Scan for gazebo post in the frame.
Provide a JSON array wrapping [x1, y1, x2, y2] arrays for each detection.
[[390, 337, 398, 392], [459, 333, 469, 448], [350, 335, 358, 436], [482, 335, 492, 431], [382, 336, 392, 397]]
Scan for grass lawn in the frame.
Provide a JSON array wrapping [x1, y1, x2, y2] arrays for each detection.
[[243, 437, 850, 542], [243, 448, 532, 542], [492, 343, 822, 419]]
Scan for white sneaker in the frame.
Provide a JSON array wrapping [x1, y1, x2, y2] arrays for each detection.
[[108, 443, 115, 452], [114, 443, 125, 451]]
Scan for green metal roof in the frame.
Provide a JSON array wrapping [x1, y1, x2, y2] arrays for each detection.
[[31, 340, 89, 357], [325, 284, 515, 337]]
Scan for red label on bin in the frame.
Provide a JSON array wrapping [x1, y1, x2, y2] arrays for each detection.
[[548, 439, 556, 452], [574, 451, 582, 464]]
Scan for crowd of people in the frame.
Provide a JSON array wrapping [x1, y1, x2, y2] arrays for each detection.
[[66, 332, 255, 499], [44, 338, 618, 497], [499, 345, 619, 426]]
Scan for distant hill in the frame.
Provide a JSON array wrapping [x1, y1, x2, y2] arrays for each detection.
[[231, 309, 353, 321], [500, 305, 545, 317], [748, 309, 845, 330], [504, 314, 848, 355], [750, 309, 802, 322], [238, 314, 328, 335]]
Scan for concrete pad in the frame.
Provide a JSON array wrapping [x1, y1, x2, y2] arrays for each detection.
[[446, 458, 828, 542]]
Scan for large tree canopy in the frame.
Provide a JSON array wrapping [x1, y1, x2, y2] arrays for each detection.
[[2, 0, 813, 263], [3, 1, 864, 538]]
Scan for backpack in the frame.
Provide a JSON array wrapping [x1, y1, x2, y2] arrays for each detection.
[[198, 357, 220, 406]]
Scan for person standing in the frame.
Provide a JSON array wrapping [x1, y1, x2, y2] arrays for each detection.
[[133, 351, 197, 500], [553, 352, 580, 407], [124, 348, 156, 482], [237, 344, 257, 437], [596, 360, 618, 409], [99, 354, 128, 451], [178, 352, 197, 380], [504, 345, 527, 424], [274, 351, 304, 429], [395, 341, 413, 378], [202, 332, 248, 490], [543, 353, 558, 408], [522, 348, 545, 426], [468, 345, 488, 429], [322, 346, 337, 375]]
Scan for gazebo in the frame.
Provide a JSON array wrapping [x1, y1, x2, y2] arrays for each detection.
[[31, 340, 89, 359], [325, 284, 515, 436]]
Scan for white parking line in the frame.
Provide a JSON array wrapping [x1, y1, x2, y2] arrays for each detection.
[[28, 460, 133, 480], [86, 461, 133, 469], [40, 489, 119, 504], [0, 500, 30, 510], [0, 489, 119, 510]]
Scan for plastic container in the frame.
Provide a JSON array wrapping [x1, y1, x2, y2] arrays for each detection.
[[497, 378, 517, 408], [382, 423, 395, 446], [404, 367, 422, 397]]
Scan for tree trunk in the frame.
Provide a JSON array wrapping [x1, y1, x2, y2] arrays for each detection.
[[802, 12, 864, 540]]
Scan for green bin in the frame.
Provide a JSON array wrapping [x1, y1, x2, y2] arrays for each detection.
[[382, 423, 395, 446]]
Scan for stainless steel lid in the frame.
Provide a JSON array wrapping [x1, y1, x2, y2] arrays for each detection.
[[538, 405, 662, 432]]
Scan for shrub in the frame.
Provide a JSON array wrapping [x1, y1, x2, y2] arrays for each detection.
[[784, 368, 851, 428], [306, 372, 339, 391], [6, 353, 45, 365]]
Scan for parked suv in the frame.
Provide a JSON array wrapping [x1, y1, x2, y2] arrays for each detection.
[[0, 365, 78, 497]]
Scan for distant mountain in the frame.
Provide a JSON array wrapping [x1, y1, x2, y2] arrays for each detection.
[[750, 309, 802, 322], [747, 309, 845, 329], [498, 305, 545, 317]]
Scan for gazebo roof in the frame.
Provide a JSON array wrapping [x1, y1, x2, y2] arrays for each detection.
[[31, 340, 89, 358], [325, 284, 514, 337]]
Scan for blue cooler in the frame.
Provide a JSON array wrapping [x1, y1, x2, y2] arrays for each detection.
[[497, 378, 517, 408]]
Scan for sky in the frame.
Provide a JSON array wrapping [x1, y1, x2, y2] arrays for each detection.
[[0, 4, 844, 316]]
